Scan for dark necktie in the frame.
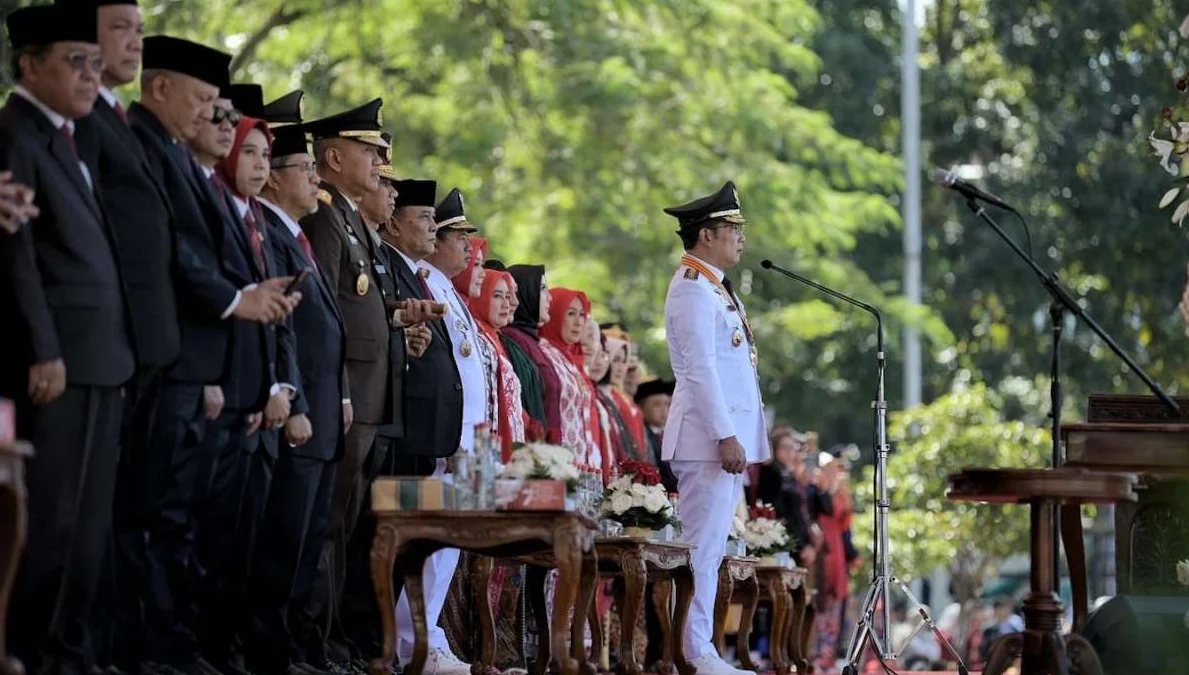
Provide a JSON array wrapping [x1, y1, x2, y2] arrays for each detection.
[[416, 267, 434, 299], [244, 208, 266, 273], [59, 124, 77, 157], [113, 101, 128, 125]]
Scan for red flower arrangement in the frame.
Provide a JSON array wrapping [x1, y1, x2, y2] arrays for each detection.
[[620, 460, 662, 486], [749, 503, 778, 521]]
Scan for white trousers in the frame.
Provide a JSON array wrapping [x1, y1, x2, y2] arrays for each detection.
[[396, 458, 461, 659], [672, 460, 744, 661]]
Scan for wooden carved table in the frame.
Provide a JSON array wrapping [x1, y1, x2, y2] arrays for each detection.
[[584, 537, 694, 675], [713, 556, 758, 660], [734, 566, 811, 675], [0, 440, 31, 675], [948, 468, 1136, 675], [369, 511, 597, 675]]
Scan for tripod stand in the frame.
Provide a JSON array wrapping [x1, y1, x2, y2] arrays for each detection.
[[758, 260, 967, 675]]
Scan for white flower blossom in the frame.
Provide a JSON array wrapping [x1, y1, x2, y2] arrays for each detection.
[[643, 491, 668, 513], [610, 492, 634, 515], [1177, 559, 1189, 586]]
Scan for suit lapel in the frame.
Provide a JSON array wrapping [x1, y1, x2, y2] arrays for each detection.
[[263, 207, 342, 325], [9, 95, 103, 219], [385, 242, 452, 346]]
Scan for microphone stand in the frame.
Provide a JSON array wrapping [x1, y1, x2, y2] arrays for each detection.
[[960, 198, 1179, 590], [760, 261, 968, 675]]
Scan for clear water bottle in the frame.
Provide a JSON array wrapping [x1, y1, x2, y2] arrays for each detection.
[[475, 425, 496, 509], [454, 445, 474, 509], [669, 493, 683, 539]]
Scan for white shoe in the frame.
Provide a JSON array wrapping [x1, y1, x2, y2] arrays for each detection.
[[688, 654, 739, 675], [423, 649, 471, 675]]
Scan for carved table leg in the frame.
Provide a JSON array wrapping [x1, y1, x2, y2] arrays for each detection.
[[982, 633, 1023, 675], [733, 577, 759, 673], [712, 566, 733, 658], [767, 580, 790, 675], [552, 527, 583, 675], [785, 585, 803, 673], [526, 566, 551, 675], [369, 521, 401, 675], [586, 583, 603, 675], [1060, 502, 1088, 633], [473, 556, 495, 675], [797, 593, 816, 675], [400, 548, 432, 675], [673, 567, 695, 675], [572, 550, 598, 675], [1065, 634, 1104, 675], [652, 579, 674, 675], [616, 550, 646, 675]]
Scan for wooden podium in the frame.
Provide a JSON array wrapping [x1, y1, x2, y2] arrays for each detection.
[[1061, 394, 1189, 628]]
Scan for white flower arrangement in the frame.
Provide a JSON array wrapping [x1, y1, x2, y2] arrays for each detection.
[[1178, 560, 1189, 628], [600, 462, 677, 530], [743, 502, 791, 557], [499, 442, 581, 492], [1149, 14, 1189, 225]]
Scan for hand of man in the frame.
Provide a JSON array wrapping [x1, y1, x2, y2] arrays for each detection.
[[234, 277, 301, 323], [342, 400, 354, 433], [259, 276, 303, 314], [27, 358, 66, 405], [0, 172, 37, 234], [717, 436, 746, 474], [285, 413, 313, 446], [406, 323, 432, 358], [398, 299, 442, 326], [203, 385, 224, 420], [799, 545, 817, 567], [263, 392, 291, 430], [246, 411, 263, 435]]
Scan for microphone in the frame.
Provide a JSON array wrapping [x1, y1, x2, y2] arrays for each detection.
[[932, 168, 1017, 212], [760, 259, 883, 352]]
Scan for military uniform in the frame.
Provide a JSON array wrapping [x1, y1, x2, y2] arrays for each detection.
[[297, 99, 397, 664], [661, 182, 768, 674]]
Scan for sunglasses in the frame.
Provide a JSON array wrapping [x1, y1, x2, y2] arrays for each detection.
[[64, 51, 104, 74], [211, 105, 242, 126]]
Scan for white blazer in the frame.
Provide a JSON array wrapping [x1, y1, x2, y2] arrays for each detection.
[[661, 256, 769, 465]]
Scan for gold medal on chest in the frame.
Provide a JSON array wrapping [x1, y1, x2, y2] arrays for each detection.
[[732, 327, 744, 347], [751, 346, 759, 368], [356, 273, 369, 296], [460, 338, 473, 357]]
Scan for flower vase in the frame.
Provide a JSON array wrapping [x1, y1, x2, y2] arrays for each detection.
[[623, 526, 655, 540], [726, 539, 746, 557], [775, 551, 792, 568]]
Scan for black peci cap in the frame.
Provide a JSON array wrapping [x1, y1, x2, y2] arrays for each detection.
[[270, 125, 309, 160], [393, 179, 437, 209], [634, 379, 675, 404], [142, 36, 230, 89], [228, 83, 264, 118], [7, 5, 97, 49]]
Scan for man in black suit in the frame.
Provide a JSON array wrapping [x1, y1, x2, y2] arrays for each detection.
[[0, 7, 134, 675], [245, 104, 348, 675], [127, 36, 295, 675], [379, 180, 469, 675], [63, 1, 179, 668]]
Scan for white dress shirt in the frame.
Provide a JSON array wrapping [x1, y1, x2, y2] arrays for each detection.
[[418, 261, 490, 431]]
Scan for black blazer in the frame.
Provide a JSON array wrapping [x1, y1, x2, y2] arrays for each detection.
[[299, 183, 394, 426], [263, 203, 347, 462], [0, 93, 134, 398], [128, 102, 237, 385], [382, 242, 463, 458], [75, 95, 180, 370], [209, 187, 278, 413]]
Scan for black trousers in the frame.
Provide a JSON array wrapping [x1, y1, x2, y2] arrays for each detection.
[[192, 412, 274, 663], [242, 450, 337, 674], [9, 385, 124, 675], [137, 380, 208, 664], [306, 422, 382, 664]]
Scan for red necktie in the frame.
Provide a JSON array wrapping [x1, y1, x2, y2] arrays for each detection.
[[416, 268, 433, 299], [296, 230, 318, 272], [59, 124, 77, 157], [244, 209, 266, 273], [114, 101, 128, 125]]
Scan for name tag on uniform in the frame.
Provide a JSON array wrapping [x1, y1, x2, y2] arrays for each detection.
[[374, 262, 387, 275], [347, 233, 361, 245]]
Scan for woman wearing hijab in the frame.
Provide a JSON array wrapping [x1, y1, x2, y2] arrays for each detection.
[[451, 236, 488, 299], [602, 330, 648, 462], [539, 288, 600, 476], [467, 269, 528, 459], [503, 264, 561, 443]]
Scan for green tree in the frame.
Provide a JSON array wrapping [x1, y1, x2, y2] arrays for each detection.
[[852, 380, 1049, 605]]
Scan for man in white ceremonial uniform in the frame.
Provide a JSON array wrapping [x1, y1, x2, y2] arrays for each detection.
[[661, 181, 769, 675]]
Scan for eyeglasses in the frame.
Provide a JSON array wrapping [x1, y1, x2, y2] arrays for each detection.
[[64, 51, 104, 74], [272, 161, 317, 176], [211, 106, 242, 126]]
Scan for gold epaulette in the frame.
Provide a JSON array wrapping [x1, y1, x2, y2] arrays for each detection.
[[317, 189, 333, 205]]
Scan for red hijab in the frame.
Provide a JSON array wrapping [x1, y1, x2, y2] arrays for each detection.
[[451, 236, 489, 297], [540, 287, 590, 369], [215, 117, 273, 199], [468, 268, 513, 357]]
